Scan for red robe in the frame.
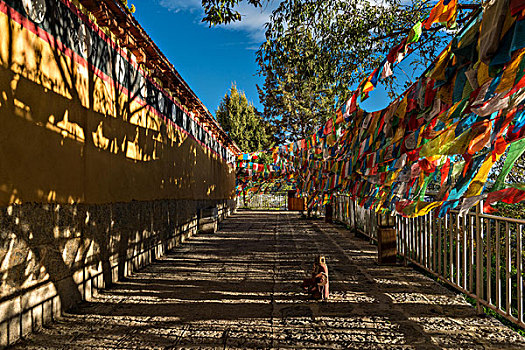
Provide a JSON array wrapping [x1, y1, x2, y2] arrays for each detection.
[[302, 263, 329, 300]]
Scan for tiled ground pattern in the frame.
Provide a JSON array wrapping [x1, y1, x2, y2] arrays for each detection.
[[11, 211, 525, 349]]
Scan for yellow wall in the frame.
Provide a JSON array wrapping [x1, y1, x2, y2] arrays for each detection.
[[0, 7, 235, 206]]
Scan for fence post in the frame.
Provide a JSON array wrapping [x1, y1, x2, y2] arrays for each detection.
[[352, 200, 356, 231], [377, 213, 397, 264], [403, 217, 408, 266], [476, 201, 483, 314], [518, 224, 523, 323]]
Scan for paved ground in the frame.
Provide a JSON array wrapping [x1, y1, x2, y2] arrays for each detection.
[[12, 211, 525, 349]]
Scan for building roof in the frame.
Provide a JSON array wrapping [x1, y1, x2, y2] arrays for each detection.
[[78, 0, 241, 155]]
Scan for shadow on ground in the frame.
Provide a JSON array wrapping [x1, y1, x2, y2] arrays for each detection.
[[11, 211, 525, 349]]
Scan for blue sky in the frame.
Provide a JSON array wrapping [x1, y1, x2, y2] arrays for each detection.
[[131, 0, 419, 117], [131, 0, 275, 115]]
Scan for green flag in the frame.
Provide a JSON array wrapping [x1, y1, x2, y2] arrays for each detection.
[[493, 138, 525, 191], [407, 21, 423, 44]]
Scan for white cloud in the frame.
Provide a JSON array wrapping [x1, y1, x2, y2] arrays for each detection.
[[158, 0, 202, 13], [158, 0, 277, 42], [222, 2, 276, 41]]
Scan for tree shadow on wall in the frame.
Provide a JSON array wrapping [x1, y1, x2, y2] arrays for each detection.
[[0, 1, 223, 322]]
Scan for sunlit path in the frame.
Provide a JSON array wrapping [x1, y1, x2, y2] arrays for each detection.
[[12, 211, 525, 349]]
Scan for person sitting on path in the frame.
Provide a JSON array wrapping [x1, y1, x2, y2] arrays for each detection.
[[301, 255, 329, 300]]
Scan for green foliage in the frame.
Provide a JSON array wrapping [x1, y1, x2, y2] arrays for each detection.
[[488, 146, 525, 215], [490, 147, 525, 191], [492, 202, 525, 219], [201, 0, 463, 141], [257, 152, 273, 165], [202, 1, 484, 142], [216, 84, 276, 153], [202, 0, 263, 25], [260, 0, 460, 141]]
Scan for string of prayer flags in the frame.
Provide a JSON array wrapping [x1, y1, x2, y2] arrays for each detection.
[[423, 0, 458, 30], [236, 0, 525, 217]]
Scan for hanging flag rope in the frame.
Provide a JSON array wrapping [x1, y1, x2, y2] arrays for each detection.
[[237, 2, 525, 217]]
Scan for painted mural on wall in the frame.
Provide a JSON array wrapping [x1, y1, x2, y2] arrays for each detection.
[[0, 0, 236, 205]]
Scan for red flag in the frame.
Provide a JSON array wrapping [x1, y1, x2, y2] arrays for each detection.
[[440, 158, 450, 186], [423, 0, 457, 30], [485, 188, 525, 212], [323, 118, 334, 135]]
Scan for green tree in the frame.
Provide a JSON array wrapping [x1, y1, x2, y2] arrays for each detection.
[[258, 0, 438, 141], [203, 0, 480, 141], [489, 140, 525, 191], [216, 84, 275, 153], [202, 0, 263, 25]]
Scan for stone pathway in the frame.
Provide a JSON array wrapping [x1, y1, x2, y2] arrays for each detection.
[[11, 211, 525, 349]]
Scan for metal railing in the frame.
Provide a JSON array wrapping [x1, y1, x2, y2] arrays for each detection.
[[334, 195, 377, 241], [334, 195, 525, 329], [237, 192, 287, 210]]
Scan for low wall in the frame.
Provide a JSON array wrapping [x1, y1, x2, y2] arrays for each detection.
[[0, 198, 235, 347], [0, 0, 239, 346]]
